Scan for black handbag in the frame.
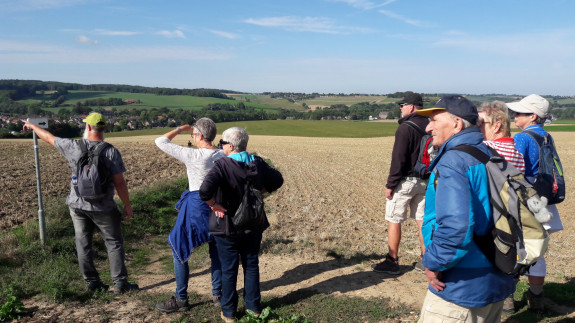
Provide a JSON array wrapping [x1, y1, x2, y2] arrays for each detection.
[[232, 181, 266, 230]]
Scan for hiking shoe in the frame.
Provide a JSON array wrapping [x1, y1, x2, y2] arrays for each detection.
[[213, 295, 221, 307], [414, 259, 425, 273], [220, 311, 237, 323], [371, 254, 400, 275], [86, 281, 109, 293], [528, 290, 544, 314], [502, 295, 515, 315], [112, 282, 139, 295], [156, 296, 190, 313]]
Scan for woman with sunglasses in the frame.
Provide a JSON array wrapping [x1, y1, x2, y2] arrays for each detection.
[[154, 118, 226, 313], [200, 127, 283, 322]]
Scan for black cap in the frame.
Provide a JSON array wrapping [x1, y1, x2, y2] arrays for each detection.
[[416, 95, 478, 125], [397, 93, 423, 107]]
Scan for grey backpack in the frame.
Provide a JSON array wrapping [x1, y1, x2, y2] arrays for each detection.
[[451, 145, 550, 276], [73, 140, 111, 201]]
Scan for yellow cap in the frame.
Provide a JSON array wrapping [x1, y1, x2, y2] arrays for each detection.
[[82, 113, 106, 127]]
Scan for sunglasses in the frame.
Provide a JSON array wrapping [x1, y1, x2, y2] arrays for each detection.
[[219, 139, 231, 147]]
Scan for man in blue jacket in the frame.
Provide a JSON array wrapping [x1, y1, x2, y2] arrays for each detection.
[[415, 95, 515, 322]]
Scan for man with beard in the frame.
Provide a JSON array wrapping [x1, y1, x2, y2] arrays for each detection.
[[23, 113, 138, 294]]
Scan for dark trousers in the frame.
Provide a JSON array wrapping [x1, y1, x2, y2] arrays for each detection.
[[214, 231, 263, 318]]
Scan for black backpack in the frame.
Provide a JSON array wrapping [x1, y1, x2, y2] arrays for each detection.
[[523, 130, 565, 205], [73, 140, 112, 201], [451, 145, 550, 276], [232, 180, 266, 230], [404, 121, 438, 179]]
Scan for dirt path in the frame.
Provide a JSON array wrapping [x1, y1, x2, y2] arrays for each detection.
[[22, 249, 427, 322]]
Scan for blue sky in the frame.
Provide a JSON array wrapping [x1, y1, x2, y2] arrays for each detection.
[[1, 0, 574, 95]]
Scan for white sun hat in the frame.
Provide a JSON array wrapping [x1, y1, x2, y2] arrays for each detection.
[[506, 94, 550, 118]]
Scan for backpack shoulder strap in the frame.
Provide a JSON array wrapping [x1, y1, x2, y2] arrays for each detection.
[[523, 130, 545, 147], [79, 139, 88, 154], [91, 142, 112, 168], [450, 144, 490, 165], [403, 120, 426, 136], [93, 142, 111, 156]]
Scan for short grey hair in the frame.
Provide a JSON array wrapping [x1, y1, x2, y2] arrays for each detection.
[[222, 127, 249, 152], [448, 112, 475, 129], [194, 117, 217, 141]]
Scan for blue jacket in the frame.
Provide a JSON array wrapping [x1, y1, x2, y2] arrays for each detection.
[[422, 127, 515, 308], [513, 124, 547, 179], [169, 190, 211, 264]]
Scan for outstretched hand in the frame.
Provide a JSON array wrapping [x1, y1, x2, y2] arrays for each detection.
[[22, 121, 34, 132]]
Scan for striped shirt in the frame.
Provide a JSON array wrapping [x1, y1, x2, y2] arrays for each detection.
[[484, 137, 526, 174]]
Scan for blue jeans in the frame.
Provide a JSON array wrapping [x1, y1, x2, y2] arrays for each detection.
[[174, 240, 222, 301], [214, 231, 263, 318], [69, 207, 128, 285]]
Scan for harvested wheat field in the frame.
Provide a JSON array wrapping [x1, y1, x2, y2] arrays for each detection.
[[1, 132, 574, 321]]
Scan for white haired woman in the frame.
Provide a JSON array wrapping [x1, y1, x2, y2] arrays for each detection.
[[200, 127, 284, 322]]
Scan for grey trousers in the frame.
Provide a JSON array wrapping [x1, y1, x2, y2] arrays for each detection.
[[70, 208, 128, 285]]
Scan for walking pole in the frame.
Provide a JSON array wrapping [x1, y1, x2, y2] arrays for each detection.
[[28, 118, 48, 245]]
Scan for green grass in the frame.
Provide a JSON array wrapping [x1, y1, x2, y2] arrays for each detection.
[[0, 174, 419, 322], [32, 91, 284, 112], [304, 95, 393, 106], [546, 125, 575, 131], [105, 119, 399, 138]]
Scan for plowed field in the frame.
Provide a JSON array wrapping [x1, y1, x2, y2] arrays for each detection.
[[2, 133, 575, 321]]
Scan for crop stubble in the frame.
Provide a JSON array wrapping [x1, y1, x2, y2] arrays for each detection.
[[1, 133, 574, 280]]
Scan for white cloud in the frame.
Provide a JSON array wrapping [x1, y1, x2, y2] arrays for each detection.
[[328, 0, 396, 10], [155, 30, 186, 39], [76, 35, 98, 45], [0, 41, 232, 64], [94, 29, 140, 36], [243, 16, 373, 34], [207, 29, 239, 39], [378, 10, 427, 27]]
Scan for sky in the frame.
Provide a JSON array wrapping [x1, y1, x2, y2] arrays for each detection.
[[1, 0, 574, 95]]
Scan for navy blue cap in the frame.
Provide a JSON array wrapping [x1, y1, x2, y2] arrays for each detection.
[[416, 95, 478, 125]]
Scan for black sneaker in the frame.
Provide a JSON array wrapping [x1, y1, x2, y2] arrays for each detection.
[[528, 290, 544, 314], [414, 259, 425, 273], [371, 254, 400, 275], [112, 282, 139, 295], [156, 296, 190, 313], [87, 281, 109, 293]]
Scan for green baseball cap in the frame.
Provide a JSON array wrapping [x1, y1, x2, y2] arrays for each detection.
[[83, 113, 106, 127]]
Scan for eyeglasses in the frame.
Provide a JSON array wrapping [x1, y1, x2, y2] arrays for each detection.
[[191, 124, 203, 137], [400, 103, 410, 107], [218, 139, 231, 149]]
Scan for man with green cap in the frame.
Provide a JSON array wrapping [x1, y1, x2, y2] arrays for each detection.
[[24, 112, 139, 294]]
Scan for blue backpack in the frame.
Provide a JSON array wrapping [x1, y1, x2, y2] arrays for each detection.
[[524, 131, 565, 205]]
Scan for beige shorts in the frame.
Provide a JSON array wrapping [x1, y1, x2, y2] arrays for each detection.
[[385, 178, 427, 223], [418, 290, 504, 323]]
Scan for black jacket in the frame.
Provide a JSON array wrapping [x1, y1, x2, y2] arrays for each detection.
[[386, 113, 429, 189], [199, 155, 284, 235]]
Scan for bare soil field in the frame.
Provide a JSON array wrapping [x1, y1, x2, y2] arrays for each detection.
[[2, 132, 575, 322]]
